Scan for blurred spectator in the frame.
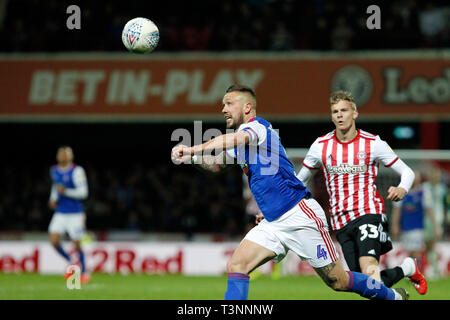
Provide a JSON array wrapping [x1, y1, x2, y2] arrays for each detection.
[[419, 3, 446, 46], [270, 22, 295, 51], [330, 16, 354, 51]]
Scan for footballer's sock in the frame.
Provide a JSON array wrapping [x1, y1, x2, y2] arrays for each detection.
[[224, 273, 250, 300], [55, 245, 71, 262], [380, 267, 404, 287], [346, 271, 396, 300], [78, 250, 86, 273], [399, 257, 417, 277]]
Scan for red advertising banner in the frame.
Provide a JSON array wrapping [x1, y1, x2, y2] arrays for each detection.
[[1, 241, 449, 275], [0, 53, 448, 120]]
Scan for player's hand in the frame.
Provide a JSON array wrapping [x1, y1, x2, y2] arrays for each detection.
[[48, 200, 57, 210], [57, 185, 65, 194], [171, 144, 192, 164], [255, 213, 264, 224], [387, 186, 407, 201]]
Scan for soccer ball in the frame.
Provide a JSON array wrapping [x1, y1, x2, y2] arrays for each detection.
[[122, 17, 159, 53]]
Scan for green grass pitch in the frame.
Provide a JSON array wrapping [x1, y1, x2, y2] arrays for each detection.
[[1, 273, 449, 300]]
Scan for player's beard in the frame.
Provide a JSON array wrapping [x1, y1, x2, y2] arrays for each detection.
[[227, 112, 244, 130]]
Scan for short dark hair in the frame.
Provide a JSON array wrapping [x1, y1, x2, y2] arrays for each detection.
[[225, 84, 256, 99]]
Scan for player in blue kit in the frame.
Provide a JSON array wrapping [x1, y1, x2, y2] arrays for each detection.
[[48, 146, 90, 283], [171, 85, 409, 300]]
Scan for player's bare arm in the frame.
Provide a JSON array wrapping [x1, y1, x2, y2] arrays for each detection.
[[194, 151, 230, 173], [171, 131, 250, 172], [190, 131, 250, 155]]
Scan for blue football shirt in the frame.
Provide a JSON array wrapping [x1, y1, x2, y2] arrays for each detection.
[[50, 164, 88, 214], [226, 117, 311, 221]]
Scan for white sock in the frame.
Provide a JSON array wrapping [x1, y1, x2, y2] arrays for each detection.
[[400, 257, 415, 277]]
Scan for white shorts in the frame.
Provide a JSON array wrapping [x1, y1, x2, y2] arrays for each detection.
[[401, 229, 424, 252], [48, 213, 86, 240], [244, 198, 339, 268]]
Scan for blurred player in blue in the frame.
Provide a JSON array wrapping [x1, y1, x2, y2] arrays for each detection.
[[172, 84, 409, 300], [48, 146, 90, 284]]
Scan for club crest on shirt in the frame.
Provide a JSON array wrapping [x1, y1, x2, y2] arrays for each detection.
[[357, 151, 367, 160]]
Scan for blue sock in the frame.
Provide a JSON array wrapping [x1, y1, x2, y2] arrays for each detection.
[[224, 273, 250, 300], [55, 245, 71, 262], [78, 250, 86, 273], [347, 271, 396, 300]]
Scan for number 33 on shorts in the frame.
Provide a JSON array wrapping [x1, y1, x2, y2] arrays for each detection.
[[359, 224, 379, 241]]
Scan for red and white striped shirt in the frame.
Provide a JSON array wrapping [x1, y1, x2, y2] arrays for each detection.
[[303, 129, 399, 231]]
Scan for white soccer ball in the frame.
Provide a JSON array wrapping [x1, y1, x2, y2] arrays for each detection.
[[122, 17, 159, 53]]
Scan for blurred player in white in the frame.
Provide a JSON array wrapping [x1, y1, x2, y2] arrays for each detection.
[[422, 165, 446, 279], [172, 85, 409, 300], [48, 146, 90, 283], [297, 90, 427, 294]]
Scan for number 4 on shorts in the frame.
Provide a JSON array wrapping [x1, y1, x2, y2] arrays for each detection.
[[317, 245, 328, 260]]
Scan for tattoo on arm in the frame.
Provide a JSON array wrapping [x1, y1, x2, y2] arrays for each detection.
[[196, 152, 234, 173]]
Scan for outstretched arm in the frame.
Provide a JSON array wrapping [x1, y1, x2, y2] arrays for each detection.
[[171, 131, 250, 172], [191, 131, 250, 155], [192, 151, 234, 173]]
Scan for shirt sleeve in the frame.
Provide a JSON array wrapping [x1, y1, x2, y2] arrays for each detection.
[[49, 167, 58, 201], [374, 136, 399, 167], [238, 121, 267, 146], [63, 166, 89, 200], [49, 184, 58, 202], [296, 166, 315, 193], [302, 138, 322, 169], [388, 158, 415, 192]]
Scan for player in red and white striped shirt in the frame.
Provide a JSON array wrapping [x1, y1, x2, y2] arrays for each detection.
[[297, 91, 428, 294]]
